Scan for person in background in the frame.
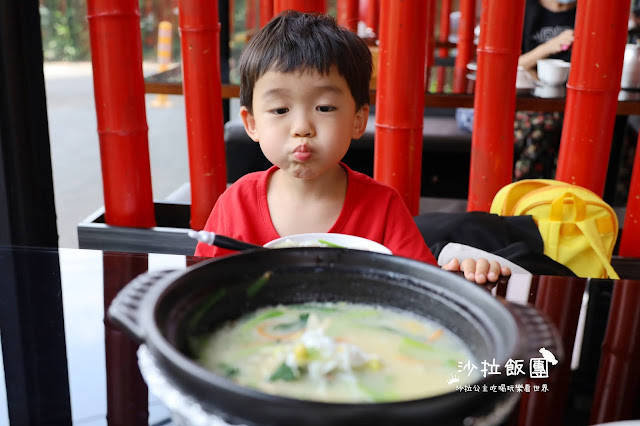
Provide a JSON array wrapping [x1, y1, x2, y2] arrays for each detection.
[[513, 0, 577, 180], [195, 11, 510, 284]]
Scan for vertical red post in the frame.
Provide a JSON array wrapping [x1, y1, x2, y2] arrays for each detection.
[[467, 0, 525, 212], [555, 1, 629, 195], [337, 0, 359, 32], [590, 281, 640, 424], [425, 0, 437, 90], [273, 0, 327, 14], [364, 0, 379, 38], [436, 0, 453, 92], [452, 0, 476, 93], [374, 0, 428, 215], [619, 133, 640, 256], [103, 253, 149, 425], [260, 0, 275, 27], [87, 0, 155, 228], [179, 0, 228, 230], [518, 276, 586, 426], [246, 0, 257, 32]]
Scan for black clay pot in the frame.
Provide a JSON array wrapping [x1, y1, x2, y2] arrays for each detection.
[[108, 248, 562, 426]]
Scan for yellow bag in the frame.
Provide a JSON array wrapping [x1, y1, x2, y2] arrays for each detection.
[[490, 180, 619, 279]]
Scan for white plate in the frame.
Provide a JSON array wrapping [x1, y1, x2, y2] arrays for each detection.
[[264, 233, 392, 254]]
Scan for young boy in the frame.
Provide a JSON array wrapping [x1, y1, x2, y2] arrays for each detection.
[[195, 11, 509, 283]]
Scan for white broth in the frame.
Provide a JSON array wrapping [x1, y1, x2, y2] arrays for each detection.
[[195, 302, 480, 403]]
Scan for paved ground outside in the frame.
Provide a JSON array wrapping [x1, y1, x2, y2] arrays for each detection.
[[45, 61, 191, 248]]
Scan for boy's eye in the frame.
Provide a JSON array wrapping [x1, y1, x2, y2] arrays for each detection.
[[317, 105, 336, 112], [271, 108, 289, 115]]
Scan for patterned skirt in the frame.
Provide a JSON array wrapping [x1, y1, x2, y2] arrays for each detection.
[[513, 111, 564, 181]]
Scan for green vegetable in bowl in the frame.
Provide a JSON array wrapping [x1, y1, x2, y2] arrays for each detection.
[[317, 239, 346, 248]]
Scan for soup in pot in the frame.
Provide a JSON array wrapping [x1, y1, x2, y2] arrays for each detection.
[[194, 303, 480, 403]]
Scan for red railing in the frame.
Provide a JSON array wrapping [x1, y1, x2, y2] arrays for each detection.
[[89, 0, 639, 260]]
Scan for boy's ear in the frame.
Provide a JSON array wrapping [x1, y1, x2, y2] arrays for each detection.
[[352, 105, 370, 139], [240, 106, 259, 142]]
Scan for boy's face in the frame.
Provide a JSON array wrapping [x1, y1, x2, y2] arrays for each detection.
[[240, 66, 369, 180]]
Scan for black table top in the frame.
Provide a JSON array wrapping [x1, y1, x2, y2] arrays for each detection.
[[0, 245, 637, 425]]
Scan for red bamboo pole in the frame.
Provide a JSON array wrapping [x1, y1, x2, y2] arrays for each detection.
[[517, 276, 586, 426], [555, 1, 629, 196], [273, 0, 327, 14], [425, 0, 436, 90], [260, 0, 275, 28], [87, 0, 155, 228], [179, 0, 227, 230], [337, 0, 359, 32], [229, 0, 235, 35], [436, 0, 453, 92], [364, 0, 379, 38], [246, 0, 257, 36], [374, 0, 428, 215], [453, 0, 476, 93], [619, 132, 640, 256], [590, 280, 640, 424], [103, 253, 149, 425], [467, 0, 525, 212]]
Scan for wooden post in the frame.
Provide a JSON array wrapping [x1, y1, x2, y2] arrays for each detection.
[[555, 1, 629, 195], [179, 0, 227, 230], [87, 0, 156, 228], [374, 0, 428, 215], [467, 0, 525, 212]]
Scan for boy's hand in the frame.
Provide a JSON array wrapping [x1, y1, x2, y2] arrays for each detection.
[[441, 258, 511, 284]]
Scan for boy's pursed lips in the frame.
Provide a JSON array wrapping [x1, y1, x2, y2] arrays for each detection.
[[293, 143, 312, 162]]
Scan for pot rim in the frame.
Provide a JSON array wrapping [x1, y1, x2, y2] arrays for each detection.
[[142, 250, 521, 404], [109, 248, 560, 425]]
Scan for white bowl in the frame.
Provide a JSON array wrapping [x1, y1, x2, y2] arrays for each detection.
[[264, 233, 392, 254], [537, 59, 571, 86], [533, 84, 566, 98]]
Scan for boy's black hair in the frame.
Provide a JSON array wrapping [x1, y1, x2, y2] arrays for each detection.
[[238, 10, 372, 113]]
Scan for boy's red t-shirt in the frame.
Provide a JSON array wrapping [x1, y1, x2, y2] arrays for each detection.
[[195, 164, 437, 265]]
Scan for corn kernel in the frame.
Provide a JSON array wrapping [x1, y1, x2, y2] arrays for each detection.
[[294, 344, 307, 362], [368, 359, 381, 371]]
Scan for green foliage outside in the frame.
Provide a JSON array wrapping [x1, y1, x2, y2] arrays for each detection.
[[40, 0, 182, 62], [40, 0, 90, 61], [39, 0, 337, 64]]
